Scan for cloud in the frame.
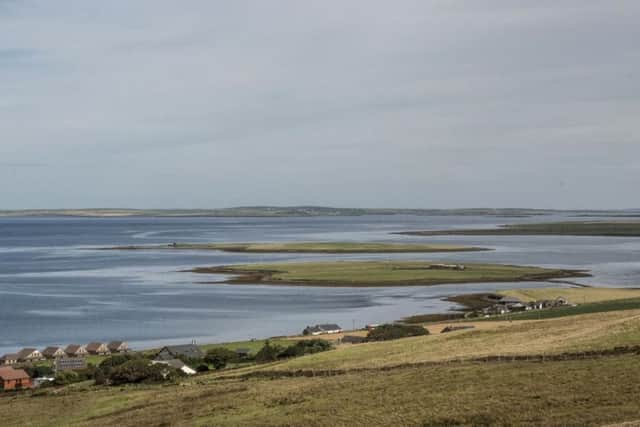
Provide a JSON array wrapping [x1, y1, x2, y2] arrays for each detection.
[[0, 1, 639, 209]]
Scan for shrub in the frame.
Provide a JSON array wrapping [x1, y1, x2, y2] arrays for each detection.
[[366, 323, 429, 342], [24, 365, 55, 378], [196, 364, 210, 373], [99, 353, 145, 375], [255, 340, 284, 364], [54, 371, 79, 386], [204, 348, 237, 370], [279, 339, 333, 359], [108, 359, 177, 385]]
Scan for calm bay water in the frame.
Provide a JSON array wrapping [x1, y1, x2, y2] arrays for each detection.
[[1, 214, 639, 354]]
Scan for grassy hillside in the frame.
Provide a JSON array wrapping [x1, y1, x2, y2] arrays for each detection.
[[192, 261, 586, 287], [398, 221, 640, 237], [107, 241, 488, 253], [4, 307, 640, 426]]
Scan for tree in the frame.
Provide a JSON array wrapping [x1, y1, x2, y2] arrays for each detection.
[[108, 359, 177, 385], [279, 339, 333, 359], [255, 340, 284, 364], [204, 348, 237, 370], [366, 323, 428, 342]]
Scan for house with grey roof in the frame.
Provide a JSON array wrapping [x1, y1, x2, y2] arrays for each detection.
[[155, 344, 204, 361], [303, 324, 343, 336]]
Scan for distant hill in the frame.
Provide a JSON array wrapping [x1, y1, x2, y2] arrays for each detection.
[[0, 207, 638, 218]]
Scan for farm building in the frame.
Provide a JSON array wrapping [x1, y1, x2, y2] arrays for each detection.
[[0, 367, 32, 390], [42, 346, 66, 359], [65, 344, 88, 358], [16, 348, 44, 362], [0, 354, 18, 366], [155, 344, 204, 361], [303, 324, 343, 336], [86, 342, 110, 355], [107, 341, 129, 353]]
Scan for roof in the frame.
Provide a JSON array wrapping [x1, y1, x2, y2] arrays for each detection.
[[305, 324, 343, 333], [65, 344, 85, 353], [0, 367, 30, 381], [107, 341, 127, 349], [86, 342, 107, 352], [0, 353, 18, 361], [42, 346, 64, 356], [16, 348, 39, 359], [318, 324, 342, 330], [157, 344, 204, 360]]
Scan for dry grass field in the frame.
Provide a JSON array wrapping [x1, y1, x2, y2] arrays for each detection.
[[4, 356, 640, 426]]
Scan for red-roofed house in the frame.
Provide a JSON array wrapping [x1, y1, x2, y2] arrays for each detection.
[[0, 367, 32, 390]]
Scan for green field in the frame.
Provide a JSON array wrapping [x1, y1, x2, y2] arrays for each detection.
[[398, 220, 640, 237], [192, 260, 587, 287], [107, 241, 488, 253]]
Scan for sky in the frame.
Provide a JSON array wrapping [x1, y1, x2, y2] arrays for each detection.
[[1, 1, 639, 210]]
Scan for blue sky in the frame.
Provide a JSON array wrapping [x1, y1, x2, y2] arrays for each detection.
[[1, 1, 639, 209]]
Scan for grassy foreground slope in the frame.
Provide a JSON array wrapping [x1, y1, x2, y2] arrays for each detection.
[[107, 241, 488, 253], [398, 221, 640, 237], [3, 308, 640, 426], [192, 261, 585, 286], [3, 358, 640, 427]]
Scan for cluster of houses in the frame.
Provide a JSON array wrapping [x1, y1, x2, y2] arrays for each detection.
[[1, 341, 129, 367], [477, 296, 573, 316], [0, 341, 129, 391]]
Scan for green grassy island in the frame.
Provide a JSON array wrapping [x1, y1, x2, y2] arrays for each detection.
[[105, 241, 489, 253], [396, 220, 640, 237], [191, 260, 588, 287]]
